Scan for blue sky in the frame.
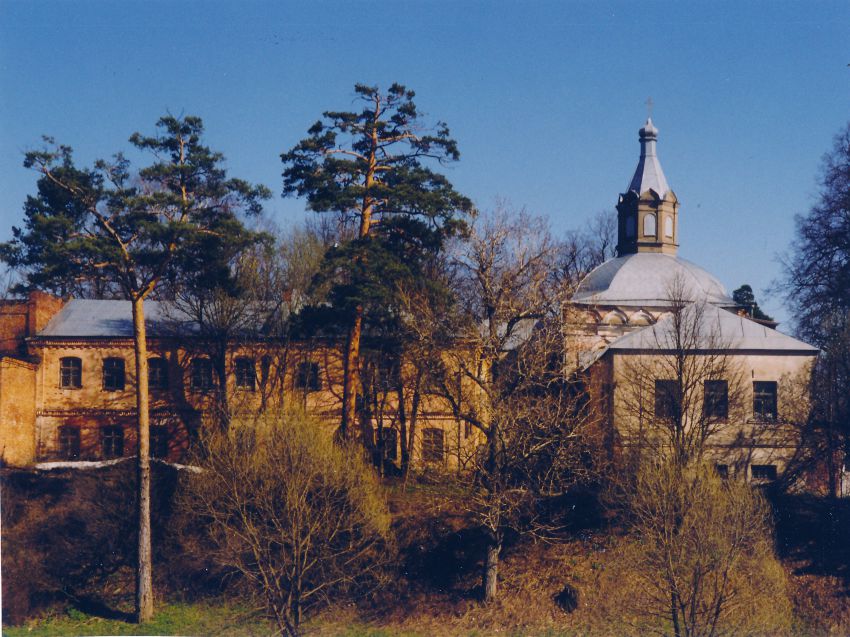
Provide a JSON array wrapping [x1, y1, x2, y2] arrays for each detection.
[[1, 1, 848, 325]]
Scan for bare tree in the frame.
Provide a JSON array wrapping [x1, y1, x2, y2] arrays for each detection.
[[614, 277, 747, 466], [556, 209, 617, 293], [609, 279, 793, 636], [780, 121, 850, 497], [621, 458, 791, 637], [181, 410, 392, 636], [403, 208, 600, 601]]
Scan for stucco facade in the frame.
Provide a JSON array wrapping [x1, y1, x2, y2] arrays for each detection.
[[0, 296, 483, 470], [572, 119, 824, 489]]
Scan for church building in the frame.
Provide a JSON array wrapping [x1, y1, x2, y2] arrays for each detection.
[[0, 119, 837, 492], [571, 119, 823, 488]]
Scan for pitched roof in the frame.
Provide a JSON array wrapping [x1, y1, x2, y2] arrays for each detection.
[[607, 303, 818, 353], [37, 300, 196, 338]]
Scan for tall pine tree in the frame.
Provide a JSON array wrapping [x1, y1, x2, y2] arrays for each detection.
[[8, 115, 269, 621], [281, 83, 473, 439]]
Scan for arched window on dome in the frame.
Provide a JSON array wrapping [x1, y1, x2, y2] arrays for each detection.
[[643, 213, 656, 237], [664, 216, 673, 238]]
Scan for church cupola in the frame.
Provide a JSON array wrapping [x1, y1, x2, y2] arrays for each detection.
[[616, 118, 680, 256]]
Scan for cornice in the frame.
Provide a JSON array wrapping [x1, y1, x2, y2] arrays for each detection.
[[28, 337, 164, 350], [36, 406, 195, 418]]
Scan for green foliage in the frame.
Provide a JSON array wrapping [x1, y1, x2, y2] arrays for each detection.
[[281, 83, 471, 229], [281, 83, 473, 333], [4, 601, 273, 636], [3, 115, 270, 300], [732, 284, 773, 321], [0, 160, 113, 297]]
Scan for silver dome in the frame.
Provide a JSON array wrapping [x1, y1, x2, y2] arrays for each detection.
[[572, 253, 735, 308]]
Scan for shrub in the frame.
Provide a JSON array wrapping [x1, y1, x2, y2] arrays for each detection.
[[615, 459, 792, 636], [180, 410, 393, 636]]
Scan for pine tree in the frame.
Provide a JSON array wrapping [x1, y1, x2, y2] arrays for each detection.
[[281, 83, 473, 440], [8, 115, 269, 621], [732, 284, 773, 321]]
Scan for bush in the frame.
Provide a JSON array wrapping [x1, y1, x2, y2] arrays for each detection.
[[610, 459, 792, 636], [180, 410, 393, 636]]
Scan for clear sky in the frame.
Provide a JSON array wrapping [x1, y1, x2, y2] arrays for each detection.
[[1, 1, 848, 326]]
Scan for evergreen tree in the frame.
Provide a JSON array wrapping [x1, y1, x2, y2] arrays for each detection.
[[8, 115, 269, 621], [281, 83, 473, 440], [732, 284, 773, 321]]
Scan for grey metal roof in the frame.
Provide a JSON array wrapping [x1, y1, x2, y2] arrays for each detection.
[[38, 300, 197, 338], [627, 118, 670, 198], [608, 303, 818, 353], [572, 253, 735, 308]]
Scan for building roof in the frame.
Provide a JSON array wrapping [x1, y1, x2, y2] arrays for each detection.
[[627, 118, 670, 198], [607, 303, 818, 353], [572, 252, 735, 308], [37, 300, 196, 338]]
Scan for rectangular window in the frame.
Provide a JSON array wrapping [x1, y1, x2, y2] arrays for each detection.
[[260, 355, 272, 387], [703, 380, 728, 420], [191, 358, 213, 391], [58, 426, 81, 459], [654, 379, 680, 420], [102, 358, 126, 391], [60, 357, 82, 389], [753, 381, 778, 421], [377, 358, 398, 390], [148, 358, 168, 390], [715, 463, 729, 479], [751, 464, 777, 481], [422, 428, 445, 463], [295, 361, 321, 392], [150, 426, 169, 459], [235, 358, 256, 390], [100, 426, 124, 458], [381, 428, 398, 462]]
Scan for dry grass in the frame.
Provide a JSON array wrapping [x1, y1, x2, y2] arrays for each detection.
[[5, 470, 849, 636], [307, 482, 850, 637]]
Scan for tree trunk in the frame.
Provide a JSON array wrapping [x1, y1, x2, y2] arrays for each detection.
[[670, 590, 682, 637], [340, 307, 363, 439], [397, 378, 410, 475], [132, 296, 154, 623], [359, 362, 376, 457], [407, 370, 423, 471], [483, 537, 501, 602]]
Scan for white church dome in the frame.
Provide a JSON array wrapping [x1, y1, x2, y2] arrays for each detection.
[[572, 252, 735, 308]]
